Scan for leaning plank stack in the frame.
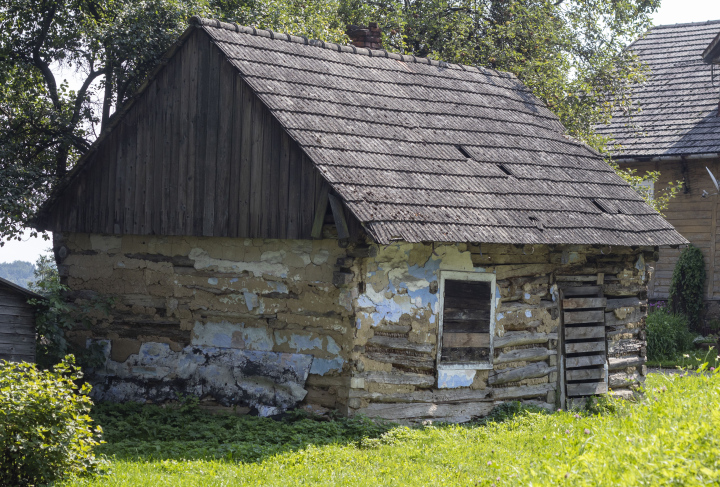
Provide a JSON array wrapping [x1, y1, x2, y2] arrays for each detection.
[[562, 284, 608, 398]]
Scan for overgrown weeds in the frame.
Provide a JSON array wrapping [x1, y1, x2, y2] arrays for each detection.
[[92, 399, 392, 463]]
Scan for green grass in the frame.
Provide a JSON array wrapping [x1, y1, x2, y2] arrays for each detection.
[[646, 348, 720, 369], [65, 369, 720, 487]]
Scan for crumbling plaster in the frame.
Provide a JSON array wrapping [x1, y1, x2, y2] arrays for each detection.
[[58, 233, 653, 420], [346, 242, 653, 421], [57, 233, 354, 415]]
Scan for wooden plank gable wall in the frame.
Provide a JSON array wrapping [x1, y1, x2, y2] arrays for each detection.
[[44, 29, 353, 240]]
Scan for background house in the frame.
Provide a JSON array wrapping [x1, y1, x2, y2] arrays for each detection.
[[0, 276, 40, 362], [33, 17, 685, 420], [598, 20, 720, 313]]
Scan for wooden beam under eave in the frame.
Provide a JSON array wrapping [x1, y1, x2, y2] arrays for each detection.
[[328, 194, 350, 240], [310, 184, 330, 239]]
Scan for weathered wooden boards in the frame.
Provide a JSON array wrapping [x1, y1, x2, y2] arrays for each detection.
[[440, 280, 491, 365], [634, 158, 720, 300], [0, 280, 38, 363], [39, 29, 357, 242], [562, 284, 607, 399]]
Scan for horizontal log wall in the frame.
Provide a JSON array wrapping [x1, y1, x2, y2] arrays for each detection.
[[350, 242, 653, 422], [43, 30, 359, 241], [0, 290, 36, 363]]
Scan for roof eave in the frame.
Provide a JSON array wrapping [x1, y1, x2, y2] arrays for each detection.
[[613, 152, 720, 164], [0, 277, 45, 301]]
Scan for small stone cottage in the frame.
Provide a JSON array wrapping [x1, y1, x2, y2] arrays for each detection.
[[34, 17, 686, 420]]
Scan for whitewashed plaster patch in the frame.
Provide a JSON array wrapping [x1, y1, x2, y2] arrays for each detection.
[[311, 249, 330, 265], [243, 292, 261, 311], [274, 331, 323, 352], [438, 369, 476, 389], [310, 357, 344, 375], [325, 336, 341, 355], [189, 248, 288, 277], [192, 321, 273, 351]]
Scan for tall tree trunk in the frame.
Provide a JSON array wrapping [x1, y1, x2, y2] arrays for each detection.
[[56, 142, 69, 179]]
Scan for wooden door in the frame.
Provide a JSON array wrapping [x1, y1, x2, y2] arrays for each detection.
[[560, 285, 608, 404]]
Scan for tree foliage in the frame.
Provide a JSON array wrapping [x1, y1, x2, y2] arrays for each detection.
[[0, 260, 35, 288], [0, 0, 664, 241]]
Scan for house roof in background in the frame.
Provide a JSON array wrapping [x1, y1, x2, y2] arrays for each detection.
[[598, 20, 720, 159], [193, 17, 684, 246], [0, 276, 43, 301]]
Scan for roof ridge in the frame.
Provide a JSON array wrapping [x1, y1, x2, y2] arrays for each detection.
[[650, 19, 720, 30], [189, 16, 516, 80]]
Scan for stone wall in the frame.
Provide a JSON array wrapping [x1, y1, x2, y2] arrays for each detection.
[[57, 233, 653, 420], [346, 242, 653, 422], [55, 233, 355, 416]]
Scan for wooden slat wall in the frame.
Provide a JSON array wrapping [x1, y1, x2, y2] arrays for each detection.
[[46, 29, 347, 241], [632, 158, 720, 300], [561, 286, 607, 398], [0, 290, 36, 363]]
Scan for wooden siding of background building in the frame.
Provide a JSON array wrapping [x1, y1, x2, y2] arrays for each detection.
[[626, 158, 720, 300], [40, 29, 356, 241], [0, 279, 37, 363]]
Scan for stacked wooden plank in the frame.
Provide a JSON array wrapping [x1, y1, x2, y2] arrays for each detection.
[[440, 280, 491, 364], [562, 286, 608, 398]]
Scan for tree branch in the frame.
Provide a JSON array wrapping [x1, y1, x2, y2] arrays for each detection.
[[31, 2, 61, 109], [70, 65, 106, 130]]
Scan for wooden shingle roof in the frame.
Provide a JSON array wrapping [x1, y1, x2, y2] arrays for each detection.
[[598, 20, 720, 159], [194, 17, 683, 246]]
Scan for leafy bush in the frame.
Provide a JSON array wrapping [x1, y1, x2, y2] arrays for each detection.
[[646, 308, 695, 360], [0, 357, 104, 485], [669, 245, 706, 330], [92, 400, 392, 462], [29, 255, 111, 369]]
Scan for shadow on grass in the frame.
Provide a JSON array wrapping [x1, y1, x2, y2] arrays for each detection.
[[93, 400, 562, 464], [92, 400, 395, 464]]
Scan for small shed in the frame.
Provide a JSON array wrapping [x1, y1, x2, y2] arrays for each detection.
[[0, 277, 40, 362]]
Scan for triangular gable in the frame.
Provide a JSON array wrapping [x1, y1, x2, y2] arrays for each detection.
[[35, 27, 360, 241]]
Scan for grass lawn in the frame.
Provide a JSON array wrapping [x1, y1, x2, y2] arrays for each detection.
[[646, 348, 720, 369], [65, 368, 720, 487]]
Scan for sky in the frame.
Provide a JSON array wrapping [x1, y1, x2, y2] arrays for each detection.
[[1, 0, 720, 265]]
